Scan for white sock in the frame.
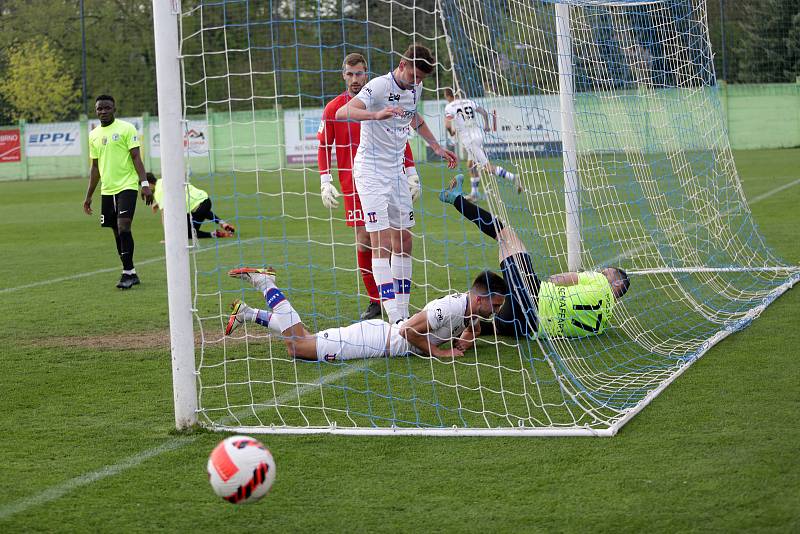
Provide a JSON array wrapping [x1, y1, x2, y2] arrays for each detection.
[[495, 166, 515, 181], [470, 177, 480, 194], [123, 269, 136, 275], [252, 307, 282, 335], [262, 287, 301, 333], [372, 256, 398, 323], [391, 253, 412, 321]]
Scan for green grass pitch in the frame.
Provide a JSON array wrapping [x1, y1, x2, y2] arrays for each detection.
[[0, 148, 798, 531]]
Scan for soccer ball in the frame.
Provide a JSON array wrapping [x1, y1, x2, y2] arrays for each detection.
[[207, 435, 276, 504]]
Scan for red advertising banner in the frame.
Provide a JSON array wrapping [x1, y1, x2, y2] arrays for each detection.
[[0, 129, 21, 162]]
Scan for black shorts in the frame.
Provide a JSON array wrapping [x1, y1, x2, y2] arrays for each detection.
[[493, 252, 540, 338], [100, 189, 138, 228]]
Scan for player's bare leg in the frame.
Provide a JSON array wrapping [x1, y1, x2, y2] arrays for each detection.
[[497, 227, 528, 262], [226, 268, 318, 360]]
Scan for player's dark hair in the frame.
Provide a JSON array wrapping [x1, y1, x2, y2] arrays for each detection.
[[444, 87, 454, 99], [471, 270, 508, 297], [342, 53, 367, 70], [145, 172, 157, 184], [402, 44, 435, 75], [611, 267, 630, 298], [95, 94, 115, 103]]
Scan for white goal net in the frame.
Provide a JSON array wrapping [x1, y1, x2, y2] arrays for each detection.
[[156, 0, 799, 435]]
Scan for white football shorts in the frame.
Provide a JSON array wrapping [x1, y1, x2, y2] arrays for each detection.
[[463, 137, 489, 167], [353, 171, 415, 233], [315, 320, 412, 361]]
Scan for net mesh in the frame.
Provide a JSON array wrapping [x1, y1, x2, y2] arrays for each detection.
[[175, 0, 799, 434]]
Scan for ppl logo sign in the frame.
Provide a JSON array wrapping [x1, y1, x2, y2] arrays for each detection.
[[26, 122, 82, 157], [28, 131, 78, 145]]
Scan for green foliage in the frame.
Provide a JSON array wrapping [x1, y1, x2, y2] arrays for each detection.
[[0, 0, 156, 120], [0, 0, 797, 123], [735, 0, 800, 83], [0, 40, 80, 122]]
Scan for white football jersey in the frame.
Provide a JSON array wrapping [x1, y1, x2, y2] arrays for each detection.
[[444, 98, 483, 141], [354, 73, 421, 174], [419, 293, 471, 349]]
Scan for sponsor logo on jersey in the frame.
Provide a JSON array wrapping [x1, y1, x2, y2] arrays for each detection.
[[112, 133, 120, 141], [324, 354, 336, 361]]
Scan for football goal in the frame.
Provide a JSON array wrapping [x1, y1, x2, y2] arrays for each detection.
[[153, 0, 800, 436]]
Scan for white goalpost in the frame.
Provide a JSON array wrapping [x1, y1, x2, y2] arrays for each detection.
[[154, 0, 800, 436]]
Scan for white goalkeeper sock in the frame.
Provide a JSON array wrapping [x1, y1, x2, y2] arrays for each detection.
[[391, 253, 412, 321]]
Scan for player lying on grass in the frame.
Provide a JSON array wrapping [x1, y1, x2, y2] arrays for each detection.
[[146, 172, 236, 239], [225, 267, 507, 361], [440, 175, 630, 339]]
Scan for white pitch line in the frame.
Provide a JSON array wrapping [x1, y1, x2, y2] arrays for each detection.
[[1, 175, 798, 516], [0, 256, 166, 295], [596, 176, 799, 270], [0, 437, 195, 520], [0, 362, 364, 520], [748, 177, 800, 204], [0, 234, 268, 294]]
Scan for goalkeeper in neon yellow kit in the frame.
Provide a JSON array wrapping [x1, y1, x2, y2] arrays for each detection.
[[146, 172, 236, 239], [440, 175, 630, 339]]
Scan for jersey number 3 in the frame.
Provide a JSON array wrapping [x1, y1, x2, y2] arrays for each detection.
[[571, 301, 603, 333]]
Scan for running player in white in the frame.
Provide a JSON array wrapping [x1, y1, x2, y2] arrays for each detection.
[[335, 44, 458, 324], [225, 267, 507, 361], [443, 88, 521, 200]]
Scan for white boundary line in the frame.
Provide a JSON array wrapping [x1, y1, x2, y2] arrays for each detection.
[[0, 438, 194, 520], [2, 177, 797, 295], [0, 363, 363, 520], [0, 176, 797, 517]]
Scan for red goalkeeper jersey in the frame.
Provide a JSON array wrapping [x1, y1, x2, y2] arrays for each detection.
[[317, 91, 415, 195]]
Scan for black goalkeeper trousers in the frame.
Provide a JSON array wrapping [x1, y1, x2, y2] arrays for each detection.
[[188, 198, 219, 238], [480, 252, 540, 338]]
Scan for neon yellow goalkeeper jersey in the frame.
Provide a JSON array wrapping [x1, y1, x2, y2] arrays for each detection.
[[88, 119, 140, 195], [537, 271, 615, 338], [153, 180, 209, 214]]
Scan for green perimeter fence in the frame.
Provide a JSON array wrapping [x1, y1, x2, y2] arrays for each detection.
[[0, 82, 797, 182]]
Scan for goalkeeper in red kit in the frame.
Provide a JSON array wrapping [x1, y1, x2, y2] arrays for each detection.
[[318, 52, 420, 321]]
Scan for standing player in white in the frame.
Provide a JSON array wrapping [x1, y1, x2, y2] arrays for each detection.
[[225, 267, 508, 361], [443, 88, 521, 200], [335, 44, 458, 323]]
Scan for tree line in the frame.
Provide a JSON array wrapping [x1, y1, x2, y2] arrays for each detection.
[[0, 0, 797, 124]]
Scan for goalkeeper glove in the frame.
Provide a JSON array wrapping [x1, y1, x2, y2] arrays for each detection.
[[320, 174, 341, 208], [406, 167, 421, 202]]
